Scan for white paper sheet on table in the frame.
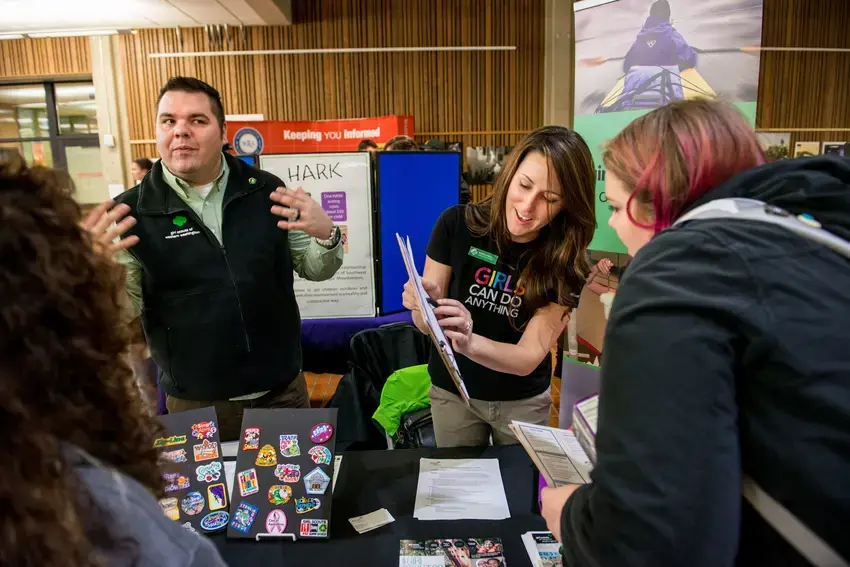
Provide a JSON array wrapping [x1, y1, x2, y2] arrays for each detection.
[[396, 233, 470, 405], [413, 458, 511, 520]]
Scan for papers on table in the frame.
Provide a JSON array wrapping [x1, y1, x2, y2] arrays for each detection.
[[522, 531, 563, 567], [413, 458, 511, 520], [396, 233, 470, 405], [511, 421, 593, 487], [349, 508, 395, 534]]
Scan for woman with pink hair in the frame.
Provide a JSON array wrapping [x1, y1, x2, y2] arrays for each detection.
[[541, 100, 850, 566]]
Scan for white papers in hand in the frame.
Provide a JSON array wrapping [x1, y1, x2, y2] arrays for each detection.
[[511, 421, 593, 486], [413, 458, 511, 520], [396, 233, 470, 404]]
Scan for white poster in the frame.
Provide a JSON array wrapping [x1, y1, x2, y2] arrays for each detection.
[[259, 152, 375, 318]]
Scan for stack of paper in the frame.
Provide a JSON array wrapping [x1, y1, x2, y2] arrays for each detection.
[[413, 459, 511, 520], [572, 395, 598, 464], [511, 421, 593, 487]]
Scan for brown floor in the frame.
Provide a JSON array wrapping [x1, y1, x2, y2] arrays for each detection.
[[305, 371, 563, 427]]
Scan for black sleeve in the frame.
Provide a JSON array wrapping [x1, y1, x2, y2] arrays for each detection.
[[425, 205, 462, 265], [561, 229, 761, 566]]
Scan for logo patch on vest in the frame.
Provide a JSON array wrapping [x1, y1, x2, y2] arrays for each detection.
[[166, 216, 202, 241]]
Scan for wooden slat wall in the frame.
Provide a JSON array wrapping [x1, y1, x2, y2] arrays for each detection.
[[757, 0, 850, 145], [122, 0, 545, 165], [0, 37, 92, 78]]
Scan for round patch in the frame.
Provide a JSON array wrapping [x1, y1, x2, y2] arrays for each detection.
[[266, 509, 288, 534], [200, 511, 229, 531], [310, 422, 334, 444], [180, 491, 205, 516], [233, 127, 264, 155], [268, 484, 293, 505]]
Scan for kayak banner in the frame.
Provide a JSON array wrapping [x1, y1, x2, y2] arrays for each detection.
[[573, 0, 763, 251]]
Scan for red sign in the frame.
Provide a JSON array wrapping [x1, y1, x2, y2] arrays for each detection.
[[227, 115, 414, 155]]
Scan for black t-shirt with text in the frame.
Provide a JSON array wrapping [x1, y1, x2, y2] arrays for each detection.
[[425, 205, 553, 401]]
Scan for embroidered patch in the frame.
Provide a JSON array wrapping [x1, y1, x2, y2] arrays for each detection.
[[191, 421, 217, 440], [310, 422, 334, 444], [265, 509, 287, 534], [196, 461, 222, 482], [256, 444, 277, 467], [200, 511, 229, 531], [300, 519, 329, 538], [154, 434, 187, 448], [242, 427, 260, 450], [238, 468, 259, 497], [180, 491, 205, 516], [294, 496, 321, 514], [268, 484, 293, 505], [303, 467, 331, 495], [231, 502, 259, 533], [159, 497, 179, 521], [279, 434, 301, 458], [193, 439, 219, 462], [274, 463, 300, 483], [162, 448, 187, 463], [308, 445, 332, 466], [208, 483, 227, 511]]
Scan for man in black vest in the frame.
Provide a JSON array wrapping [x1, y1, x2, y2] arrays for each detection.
[[84, 77, 343, 440]]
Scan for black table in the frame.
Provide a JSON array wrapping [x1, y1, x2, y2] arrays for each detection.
[[213, 445, 546, 566]]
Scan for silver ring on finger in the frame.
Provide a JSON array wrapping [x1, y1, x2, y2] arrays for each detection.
[[465, 321, 472, 333]]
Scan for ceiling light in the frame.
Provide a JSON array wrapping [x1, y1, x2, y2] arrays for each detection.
[[27, 30, 119, 38]]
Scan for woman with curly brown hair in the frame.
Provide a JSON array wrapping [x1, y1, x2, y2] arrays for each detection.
[[0, 148, 227, 567]]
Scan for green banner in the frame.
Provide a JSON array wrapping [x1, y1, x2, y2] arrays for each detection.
[[577, 102, 756, 253]]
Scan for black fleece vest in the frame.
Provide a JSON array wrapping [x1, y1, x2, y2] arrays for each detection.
[[116, 154, 301, 400]]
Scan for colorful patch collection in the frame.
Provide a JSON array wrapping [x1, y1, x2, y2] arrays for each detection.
[[154, 409, 228, 533], [226, 414, 336, 540]]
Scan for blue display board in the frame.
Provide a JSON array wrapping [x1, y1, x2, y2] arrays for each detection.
[[376, 151, 461, 314]]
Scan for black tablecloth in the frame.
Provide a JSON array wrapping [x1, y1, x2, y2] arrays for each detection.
[[212, 445, 546, 566]]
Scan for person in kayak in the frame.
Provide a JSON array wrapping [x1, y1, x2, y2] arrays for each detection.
[[622, 0, 697, 73]]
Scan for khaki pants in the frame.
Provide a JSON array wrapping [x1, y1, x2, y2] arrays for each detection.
[[166, 373, 310, 442], [428, 384, 552, 447]]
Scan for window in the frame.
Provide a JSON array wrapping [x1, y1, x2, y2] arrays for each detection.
[[0, 80, 99, 168]]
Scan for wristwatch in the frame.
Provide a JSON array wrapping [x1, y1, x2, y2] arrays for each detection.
[[314, 225, 341, 249]]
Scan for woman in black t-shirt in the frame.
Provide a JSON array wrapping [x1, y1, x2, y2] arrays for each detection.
[[402, 126, 596, 447]]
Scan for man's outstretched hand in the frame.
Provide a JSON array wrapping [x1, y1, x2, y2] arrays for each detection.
[[81, 200, 139, 259]]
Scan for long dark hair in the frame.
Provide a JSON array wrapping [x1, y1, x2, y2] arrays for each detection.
[[0, 151, 164, 567], [466, 126, 596, 316]]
